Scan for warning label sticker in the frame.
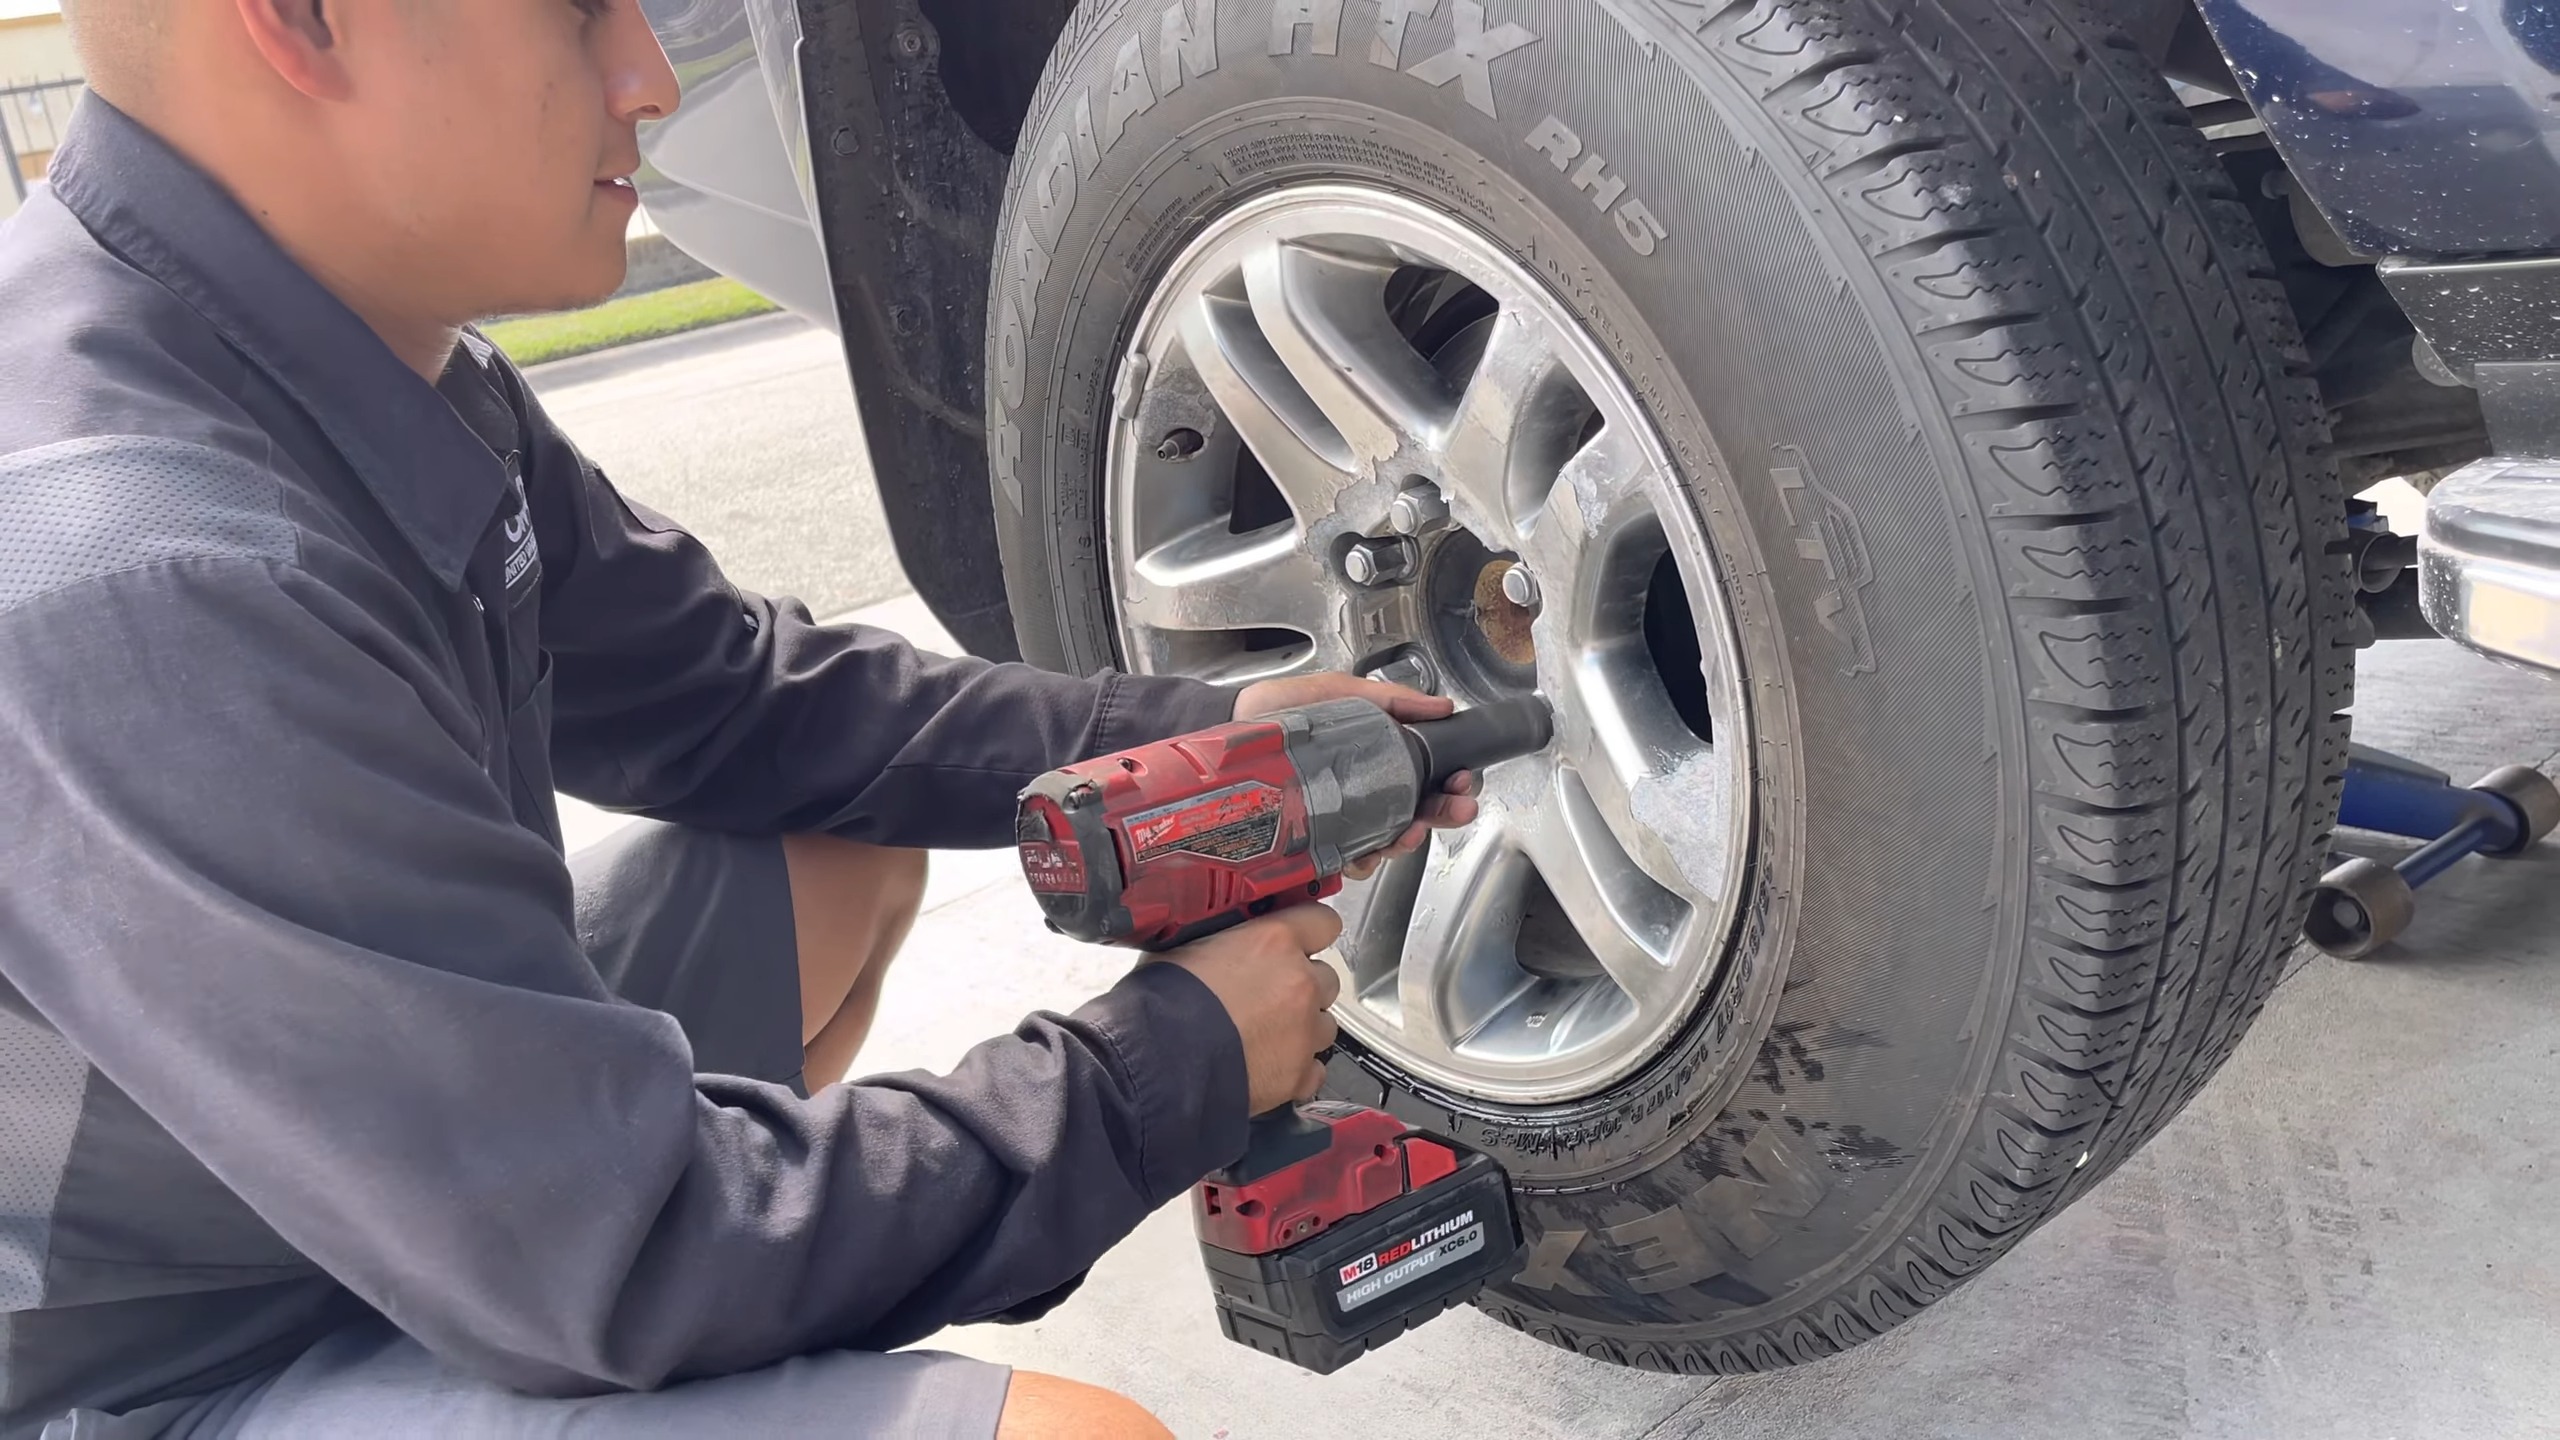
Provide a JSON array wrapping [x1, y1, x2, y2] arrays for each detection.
[[1125, 781, 1284, 864], [1335, 1210, 1484, 1313], [1017, 841, 1086, 894]]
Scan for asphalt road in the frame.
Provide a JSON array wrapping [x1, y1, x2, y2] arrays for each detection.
[[525, 313, 906, 620]]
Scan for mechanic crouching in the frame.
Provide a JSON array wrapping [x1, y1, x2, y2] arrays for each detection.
[[0, 0, 1477, 1434]]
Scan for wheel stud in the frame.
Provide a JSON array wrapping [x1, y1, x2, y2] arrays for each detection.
[[1500, 561, 1541, 609], [1388, 482, 1450, 537], [1154, 427, 1204, 461], [1342, 536, 1418, 588]]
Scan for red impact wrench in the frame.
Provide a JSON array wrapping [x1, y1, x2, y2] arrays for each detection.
[[1014, 694, 1551, 1371]]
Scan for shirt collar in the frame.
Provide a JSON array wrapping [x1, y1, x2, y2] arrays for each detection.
[[46, 96, 505, 587]]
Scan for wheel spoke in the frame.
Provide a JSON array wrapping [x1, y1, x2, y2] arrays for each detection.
[[1178, 294, 1358, 521], [1619, 749, 1743, 904], [1328, 845, 1427, 1005], [1122, 518, 1336, 638], [1543, 668, 1720, 899], [1435, 308, 1579, 549], [1140, 643, 1319, 688], [1240, 240, 1452, 475], [1523, 420, 1711, 882], [1397, 826, 1533, 1064], [1518, 769, 1692, 1018], [1515, 422, 1655, 605]]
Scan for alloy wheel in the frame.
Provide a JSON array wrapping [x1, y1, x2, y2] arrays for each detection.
[[1105, 186, 1752, 1103]]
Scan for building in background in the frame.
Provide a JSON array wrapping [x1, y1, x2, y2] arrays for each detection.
[[0, 0, 80, 222]]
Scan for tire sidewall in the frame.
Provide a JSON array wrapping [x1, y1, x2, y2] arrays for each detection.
[[988, 0, 2026, 1341]]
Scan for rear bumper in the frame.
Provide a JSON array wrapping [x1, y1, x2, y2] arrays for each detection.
[[2420, 458, 2560, 673]]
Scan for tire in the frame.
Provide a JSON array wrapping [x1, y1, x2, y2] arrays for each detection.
[[985, 0, 2354, 1371]]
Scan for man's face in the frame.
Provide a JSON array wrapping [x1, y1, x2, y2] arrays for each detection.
[[336, 0, 678, 320]]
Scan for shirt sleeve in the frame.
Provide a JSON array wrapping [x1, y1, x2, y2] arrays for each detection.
[[0, 556, 1250, 1393], [498, 360, 1237, 847]]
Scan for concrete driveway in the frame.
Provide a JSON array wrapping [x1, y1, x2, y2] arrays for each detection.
[[534, 318, 2560, 1440]]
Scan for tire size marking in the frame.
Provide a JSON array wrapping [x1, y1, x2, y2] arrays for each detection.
[[1522, 115, 1670, 257], [1515, 1126, 1831, 1296]]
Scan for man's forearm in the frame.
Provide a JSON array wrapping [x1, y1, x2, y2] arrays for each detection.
[[552, 591, 1236, 848]]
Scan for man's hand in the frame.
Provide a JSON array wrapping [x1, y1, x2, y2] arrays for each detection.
[[1157, 905, 1344, 1113], [1233, 671, 1458, 727], [1232, 672, 1481, 877]]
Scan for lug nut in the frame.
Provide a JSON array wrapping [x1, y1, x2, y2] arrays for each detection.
[[1342, 537, 1418, 588], [1499, 561, 1541, 609], [1366, 652, 1440, 695], [1388, 484, 1450, 536]]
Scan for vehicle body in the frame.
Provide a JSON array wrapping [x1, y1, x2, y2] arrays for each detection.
[[636, 0, 2558, 1371]]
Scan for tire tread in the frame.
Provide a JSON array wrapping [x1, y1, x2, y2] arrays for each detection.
[[1478, 0, 2350, 1369]]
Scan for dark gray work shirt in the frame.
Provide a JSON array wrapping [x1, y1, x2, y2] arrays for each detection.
[[0, 98, 1248, 1430]]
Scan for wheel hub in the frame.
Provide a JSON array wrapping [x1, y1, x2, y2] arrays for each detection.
[[1104, 185, 1752, 1103], [1409, 527, 1537, 703]]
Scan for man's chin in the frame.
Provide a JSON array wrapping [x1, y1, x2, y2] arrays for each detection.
[[488, 263, 629, 325]]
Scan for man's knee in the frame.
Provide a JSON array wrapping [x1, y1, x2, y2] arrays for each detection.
[[783, 836, 929, 1056], [995, 1371, 1171, 1440], [782, 835, 928, 958], [860, 841, 930, 933]]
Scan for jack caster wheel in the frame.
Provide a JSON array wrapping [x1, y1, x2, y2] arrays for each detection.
[[2305, 857, 2416, 960], [2476, 765, 2560, 855]]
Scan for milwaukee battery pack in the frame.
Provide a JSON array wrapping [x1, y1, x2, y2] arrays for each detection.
[[1194, 1104, 1523, 1375]]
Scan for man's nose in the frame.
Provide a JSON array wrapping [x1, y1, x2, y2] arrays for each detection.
[[604, 6, 683, 124]]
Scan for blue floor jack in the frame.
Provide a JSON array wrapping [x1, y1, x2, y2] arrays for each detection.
[[2307, 745, 2560, 958]]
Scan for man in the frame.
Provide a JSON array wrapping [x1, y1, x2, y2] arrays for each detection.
[[0, 0, 1476, 1432]]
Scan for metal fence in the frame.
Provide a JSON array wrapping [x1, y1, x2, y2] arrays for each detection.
[[2, 78, 87, 204]]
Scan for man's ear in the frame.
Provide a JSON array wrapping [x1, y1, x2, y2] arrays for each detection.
[[233, 0, 352, 100]]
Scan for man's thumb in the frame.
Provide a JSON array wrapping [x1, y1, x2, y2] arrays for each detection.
[[1272, 901, 1345, 954]]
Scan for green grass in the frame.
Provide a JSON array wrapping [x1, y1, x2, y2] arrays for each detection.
[[482, 277, 780, 367]]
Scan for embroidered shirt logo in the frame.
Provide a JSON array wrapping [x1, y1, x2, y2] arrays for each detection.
[[500, 460, 541, 592]]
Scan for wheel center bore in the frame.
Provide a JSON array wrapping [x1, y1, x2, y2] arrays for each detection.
[[1419, 527, 1536, 702], [1470, 558, 1537, 668]]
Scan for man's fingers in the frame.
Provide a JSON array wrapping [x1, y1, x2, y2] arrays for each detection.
[[1330, 674, 1457, 722], [1233, 672, 1458, 723], [1307, 957, 1343, 1010], [1379, 688, 1458, 722], [1294, 1058, 1328, 1102], [1274, 901, 1346, 954], [1417, 793, 1479, 828], [1415, 771, 1478, 827]]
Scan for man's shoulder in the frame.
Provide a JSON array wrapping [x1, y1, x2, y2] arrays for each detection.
[[0, 188, 270, 445], [0, 434, 299, 618], [0, 194, 309, 615]]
